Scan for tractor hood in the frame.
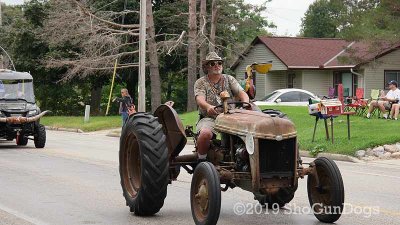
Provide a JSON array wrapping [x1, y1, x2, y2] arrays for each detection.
[[214, 109, 296, 140]]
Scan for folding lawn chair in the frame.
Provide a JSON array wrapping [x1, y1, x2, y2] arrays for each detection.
[[369, 89, 381, 117], [346, 88, 368, 115]]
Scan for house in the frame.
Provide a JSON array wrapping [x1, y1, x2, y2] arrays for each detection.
[[231, 36, 400, 100]]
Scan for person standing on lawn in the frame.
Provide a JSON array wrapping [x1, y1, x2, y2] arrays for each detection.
[[366, 80, 400, 119], [113, 88, 135, 125]]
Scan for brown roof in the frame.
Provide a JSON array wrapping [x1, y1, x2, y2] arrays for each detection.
[[231, 36, 400, 70], [258, 36, 351, 68]]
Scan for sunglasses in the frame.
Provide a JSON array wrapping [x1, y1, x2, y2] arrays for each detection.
[[209, 61, 223, 67]]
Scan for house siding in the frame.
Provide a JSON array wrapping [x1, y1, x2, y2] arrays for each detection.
[[301, 70, 333, 97], [233, 43, 288, 100], [361, 49, 400, 96]]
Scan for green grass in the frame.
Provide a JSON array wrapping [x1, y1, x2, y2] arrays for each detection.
[[42, 107, 400, 155], [259, 106, 400, 155], [41, 116, 122, 132]]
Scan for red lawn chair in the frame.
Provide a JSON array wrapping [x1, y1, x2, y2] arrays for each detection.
[[346, 88, 368, 115]]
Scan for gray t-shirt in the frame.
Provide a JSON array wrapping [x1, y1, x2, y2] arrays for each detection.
[[194, 74, 244, 118]]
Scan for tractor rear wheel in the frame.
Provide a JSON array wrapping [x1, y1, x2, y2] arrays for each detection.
[[119, 113, 169, 216]]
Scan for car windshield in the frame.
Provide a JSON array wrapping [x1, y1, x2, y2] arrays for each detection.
[[260, 91, 280, 101], [0, 79, 35, 103]]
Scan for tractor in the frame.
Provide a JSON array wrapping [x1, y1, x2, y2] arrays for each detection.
[[119, 63, 344, 225]]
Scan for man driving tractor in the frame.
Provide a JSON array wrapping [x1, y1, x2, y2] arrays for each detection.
[[194, 52, 249, 161]]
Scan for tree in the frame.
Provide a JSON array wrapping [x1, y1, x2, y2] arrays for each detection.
[[198, 0, 207, 76], [146, 0, 162, 112], [187, 0, 197, 112], [300, 0, 343, 38]]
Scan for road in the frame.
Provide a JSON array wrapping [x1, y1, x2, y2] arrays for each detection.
[[0, 130, 399, 225]]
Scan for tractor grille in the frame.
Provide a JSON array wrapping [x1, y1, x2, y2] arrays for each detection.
[[259, 138, 296, 178]]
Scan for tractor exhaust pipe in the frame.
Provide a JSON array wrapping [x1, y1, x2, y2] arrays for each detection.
[[0, 110, 50, 124]]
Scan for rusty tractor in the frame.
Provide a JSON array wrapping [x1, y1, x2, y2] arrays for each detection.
[[119, 63, 344, 225]]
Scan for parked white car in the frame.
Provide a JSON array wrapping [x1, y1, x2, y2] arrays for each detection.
[[254, 88, 319, 106]]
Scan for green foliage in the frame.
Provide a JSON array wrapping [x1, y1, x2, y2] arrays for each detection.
[[341, 1, 400, 44], [300, 0, 344, 38], [1, 0, 274, 114]]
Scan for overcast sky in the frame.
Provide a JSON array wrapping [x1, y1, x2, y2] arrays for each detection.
[[3, 0, 315, 36]]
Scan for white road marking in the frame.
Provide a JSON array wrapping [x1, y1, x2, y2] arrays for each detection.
[[0, 203, 49, 225]]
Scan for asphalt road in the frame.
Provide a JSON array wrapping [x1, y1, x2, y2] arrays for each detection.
[[0, 130, 399, 225]]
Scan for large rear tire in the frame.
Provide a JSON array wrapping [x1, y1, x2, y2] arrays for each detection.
[[119, 113, 169, 216], [190, 162, 221, 225], [307, 157, 344, 223], [34, 124, 46, 148]]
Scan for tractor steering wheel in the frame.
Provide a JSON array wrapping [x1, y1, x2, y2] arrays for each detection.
[[214, 101, 252, 113]]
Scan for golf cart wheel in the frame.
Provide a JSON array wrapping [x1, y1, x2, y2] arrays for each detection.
[[16, 135, 28, 146], [119, 113, 169, 216], [190, 162, 221, 225], [34, 124, 46, 148], [307, 157, 344, 223], [256, 184, 298, 208]]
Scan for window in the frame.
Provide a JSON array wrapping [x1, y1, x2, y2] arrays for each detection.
[[287, 73, 295, 88], [300, 92, 313, 102], [261, 91, 280, 101], [384, 71, 400, 89], [279, 92, 301, 102]]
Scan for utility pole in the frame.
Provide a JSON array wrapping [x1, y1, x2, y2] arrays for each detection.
[[138, 0, 146, 112]]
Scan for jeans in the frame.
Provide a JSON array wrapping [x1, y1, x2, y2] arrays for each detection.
[[121, 111, 129, 126]]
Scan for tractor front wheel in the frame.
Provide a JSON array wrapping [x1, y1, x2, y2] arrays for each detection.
[[307, 157, 344, 223], [190, 162, 221, 225]]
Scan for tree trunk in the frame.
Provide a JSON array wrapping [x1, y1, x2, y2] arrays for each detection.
[[187, 0, 197, 112], [146, 0, 162, 112], [199, 0, 207, 77], [209, 0, 218, 52], [90, 84, 102, 116]]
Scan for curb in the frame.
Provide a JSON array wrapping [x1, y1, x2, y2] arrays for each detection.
[[300, 150, 362, 163], [45, 126, 84, 133], [106, 131, 121, 138]]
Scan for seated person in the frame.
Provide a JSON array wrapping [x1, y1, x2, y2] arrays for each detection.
[[366, 80, 400, 119], [194, 52, 249, 161]]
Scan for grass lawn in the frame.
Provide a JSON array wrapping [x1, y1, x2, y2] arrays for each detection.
[[41, 116, 122, 132], [42, 106, 400, 155], [258, 106, 400, 155]]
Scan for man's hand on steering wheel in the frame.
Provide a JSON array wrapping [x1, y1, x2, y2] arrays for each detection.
[[206, 104, 218, 116], [213, 101, 252, 113]]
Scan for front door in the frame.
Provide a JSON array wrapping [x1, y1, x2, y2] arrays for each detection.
[[342, 73, 352, 97], [333, 71, 358, 97]]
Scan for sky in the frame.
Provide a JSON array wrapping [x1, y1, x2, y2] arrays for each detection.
[[247, 0, 316, 36], [3, 0, 315, 37]]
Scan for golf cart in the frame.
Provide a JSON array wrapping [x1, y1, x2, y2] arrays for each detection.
[[0, 69, 49, 148], [119, 63, 344, 225]]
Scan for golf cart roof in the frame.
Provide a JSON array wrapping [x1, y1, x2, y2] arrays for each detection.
[[0, 69, 33, 80]]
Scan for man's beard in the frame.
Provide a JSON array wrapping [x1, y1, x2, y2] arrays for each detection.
[[210, 68, 222, 75]]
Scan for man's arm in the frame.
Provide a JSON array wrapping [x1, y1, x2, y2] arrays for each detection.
[[237, 90, 249, 103], [196, 96, 218, 116]]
